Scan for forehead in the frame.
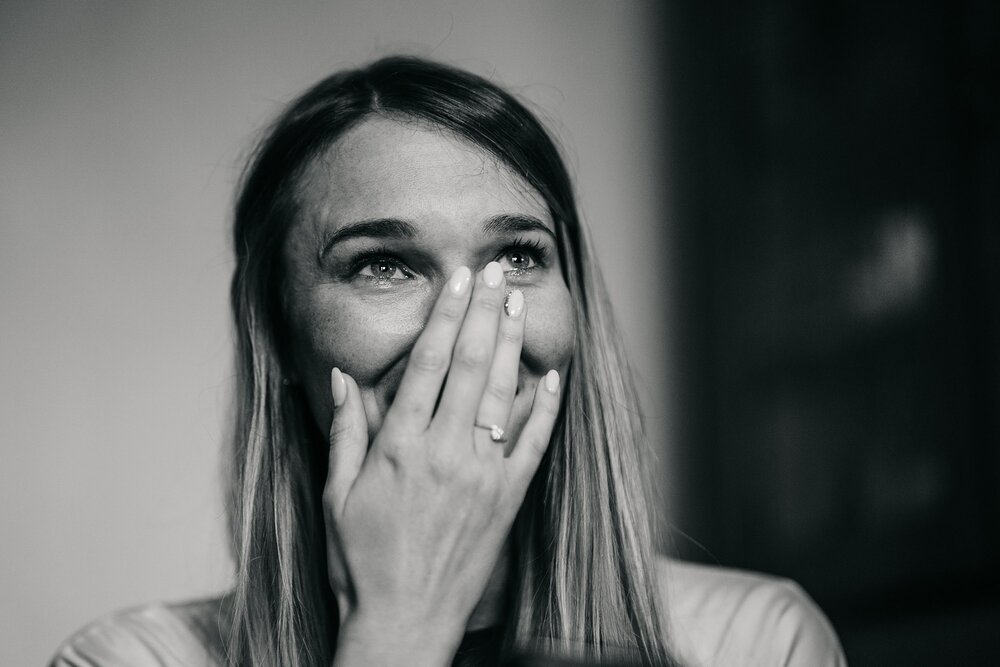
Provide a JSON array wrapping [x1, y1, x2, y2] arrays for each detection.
[[294, 116, 552, 237]]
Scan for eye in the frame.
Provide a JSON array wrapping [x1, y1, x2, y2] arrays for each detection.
[[496, 239, 549, 274], [500, 249, 535, 271], [358, 258, 407, 280], [349, 251, 415, 284]]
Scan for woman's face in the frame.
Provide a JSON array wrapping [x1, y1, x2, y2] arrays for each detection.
[[283, 116, 576, 445]]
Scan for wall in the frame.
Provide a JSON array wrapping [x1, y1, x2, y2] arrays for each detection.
[[0, 2, 669, 663]]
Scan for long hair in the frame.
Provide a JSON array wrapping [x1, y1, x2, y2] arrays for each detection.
[[227, 56, 678, 666]]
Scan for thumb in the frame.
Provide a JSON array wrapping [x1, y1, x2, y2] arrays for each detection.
[[326, 367, 368, 518]]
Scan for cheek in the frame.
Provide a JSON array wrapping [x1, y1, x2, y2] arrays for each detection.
[[290, 291, 428, 421], [300, 300, 416, 376], [521, 284, 576, 372]]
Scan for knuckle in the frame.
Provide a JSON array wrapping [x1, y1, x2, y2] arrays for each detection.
[[473, 470, 500, 499], [524, 434, 550, 458], [410, 344, 446, 373], [458, 462, 489, 493], [454, 342, 490, 370], [377, 434, 406, 462], [452, 460, 476, 484], [499, 326, 523, 345], [437, 301, 465, 322], [484, 378, 516, 403], [471, 294, 501, 314], [392, 396, 423, 420], [329, 419, 355, 443], [428, 448, 460, 479]]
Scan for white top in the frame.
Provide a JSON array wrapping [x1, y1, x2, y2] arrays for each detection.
[[50, 558, 847, 666], [662, 559, 846, 666]]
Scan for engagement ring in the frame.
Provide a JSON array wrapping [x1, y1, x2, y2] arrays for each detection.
[[474, 423, 507, 443]]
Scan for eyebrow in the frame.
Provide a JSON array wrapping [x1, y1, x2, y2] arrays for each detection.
[[482, 214, 556, 241], [320, 218, 417, 258], [319, 213, 556, 259]]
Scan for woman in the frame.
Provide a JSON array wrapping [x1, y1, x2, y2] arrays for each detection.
[[52, 56, 845, 667]]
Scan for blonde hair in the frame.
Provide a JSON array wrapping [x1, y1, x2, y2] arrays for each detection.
[[226, 56, 679, 666]]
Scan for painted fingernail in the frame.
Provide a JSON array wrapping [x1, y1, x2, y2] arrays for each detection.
[[449, 266, 472, 295], [544, 369, 560, 393], [331, 367, 347, 407], [483, 261, 503, 288], [504, 289, 524, 318]]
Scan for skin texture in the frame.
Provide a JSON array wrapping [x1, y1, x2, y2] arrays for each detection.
[[284, 117, 575, 441], [281, 117, 576, 662]]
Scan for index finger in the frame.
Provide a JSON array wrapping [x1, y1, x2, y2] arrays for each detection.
[[383, 266, 473, 433]]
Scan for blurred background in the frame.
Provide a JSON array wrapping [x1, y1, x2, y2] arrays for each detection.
[[0, 1, 996, 665], [663, 1, 1000, 664]]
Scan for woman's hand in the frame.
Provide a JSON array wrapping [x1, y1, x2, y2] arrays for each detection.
[[324, 262, 561, 667]]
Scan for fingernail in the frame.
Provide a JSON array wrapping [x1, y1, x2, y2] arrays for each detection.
[[331, 367, 347, 407], [483, 261, 503, 288], [544, 369, 560, 393], [504, 289, 524, 318], [449, 266, 472, 295]]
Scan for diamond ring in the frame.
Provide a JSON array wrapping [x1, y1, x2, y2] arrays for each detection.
[[474, 422, 507, 443]]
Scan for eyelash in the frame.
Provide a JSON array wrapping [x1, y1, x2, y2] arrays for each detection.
[[500, 237, 550, 274], [347, 247, 415, 282], [347, 237, 551, 284]]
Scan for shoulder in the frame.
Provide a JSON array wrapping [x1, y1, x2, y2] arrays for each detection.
[[49, 598, 225, 667], [655, 556, 847, 667]]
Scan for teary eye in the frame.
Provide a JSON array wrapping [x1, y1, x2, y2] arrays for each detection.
[[359, 258, 408, 280], [348, 249, 415, 285], [496, 238, 549, 274], [502, 249, 534, 270]]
